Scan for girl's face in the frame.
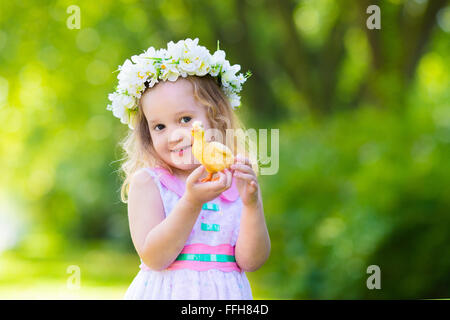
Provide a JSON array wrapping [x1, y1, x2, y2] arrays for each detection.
[[141, 78, 212, 172]]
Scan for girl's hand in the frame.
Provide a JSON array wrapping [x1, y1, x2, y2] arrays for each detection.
[[184, 165, 232, 207], [231, 154, 261, 208]]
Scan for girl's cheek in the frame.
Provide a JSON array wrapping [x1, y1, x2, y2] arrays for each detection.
[[152, 139, 165, 154]]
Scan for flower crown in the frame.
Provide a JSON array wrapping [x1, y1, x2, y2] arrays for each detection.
[[107, 38, 252, 129]]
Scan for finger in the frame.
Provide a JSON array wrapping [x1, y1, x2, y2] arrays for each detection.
[[235, 154, 252, 166], [235, 153, 244, 164], [247, 181, 256, 193], [210, 170, 231, 192], [248, 180, 258, 193], [231, 163, 255, 175], [194, 165, 206, 179], [209, 171, 227, 190], [234, 172, 257, 184], [219, 170, 228, 188], [224, 169, 232, 189], [187, 165, 205, 184]]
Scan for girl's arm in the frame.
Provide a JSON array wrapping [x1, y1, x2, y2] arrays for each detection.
[[127, 170, 203, 271], [235, 191, 271, 272], [231, 154, 271, 272], [127, 166, 232, 271]]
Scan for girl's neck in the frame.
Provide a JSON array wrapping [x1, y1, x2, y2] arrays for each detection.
[[170, 166, 195, 183]]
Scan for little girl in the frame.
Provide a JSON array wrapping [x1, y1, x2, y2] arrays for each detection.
[[107, 38, 270, 300]]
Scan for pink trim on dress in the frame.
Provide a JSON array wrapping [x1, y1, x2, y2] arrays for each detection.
[[140, 243, 241, 273], [179, 243, 235, 255], [152, 167, 239, 202]]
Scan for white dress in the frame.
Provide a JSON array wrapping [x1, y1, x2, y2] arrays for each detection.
[[124, 167, 253, 300]]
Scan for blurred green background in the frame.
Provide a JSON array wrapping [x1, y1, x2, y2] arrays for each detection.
[[0, 0, 449, 299]]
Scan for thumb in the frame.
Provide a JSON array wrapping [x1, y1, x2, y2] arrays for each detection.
[[189, 165, 205, 182]]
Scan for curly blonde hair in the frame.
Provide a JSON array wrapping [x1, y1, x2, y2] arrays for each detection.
[[117, 75, 258, 203]]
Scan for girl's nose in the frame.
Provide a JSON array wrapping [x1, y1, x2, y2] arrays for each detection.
[[168, 127, 191, 144]]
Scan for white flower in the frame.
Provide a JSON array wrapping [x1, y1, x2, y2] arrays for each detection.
[[167, 40, 184, 60], [210, 50, 226, 76], [221, 62, 241, 87], [120, 93, 136, 109], [155, 48, 169, 59], [178, 54, 198, 75], [142, 46, 157, 58], [107, 38, 251, 128], [228, 92, 241, 109], [211, 49, 226, 65], [107, 94, 128, 125], [178, 39, 210, 76], [158, 58, 180, 81], [183, 38, 200, 52], [193, 47, 211, 76]]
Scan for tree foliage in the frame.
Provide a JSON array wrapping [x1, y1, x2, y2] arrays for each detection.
[[0, 0, 449, 298]]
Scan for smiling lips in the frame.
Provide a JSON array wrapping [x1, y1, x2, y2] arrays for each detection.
[[171, 145, 191, 156]]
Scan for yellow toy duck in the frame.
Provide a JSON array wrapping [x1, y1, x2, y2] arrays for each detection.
[[191, 121, 235, 182]]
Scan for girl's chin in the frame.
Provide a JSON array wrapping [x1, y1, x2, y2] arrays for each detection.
[[167, 153, 199, 168], [170, 163, 198, 172]]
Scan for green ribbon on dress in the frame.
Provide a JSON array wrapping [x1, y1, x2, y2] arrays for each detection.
[[175, 253, 236, 263], [202, 203, 220, 211], [201, 223, 220, 232]]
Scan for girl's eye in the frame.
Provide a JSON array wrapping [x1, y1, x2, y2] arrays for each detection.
[[181, 116, 192, 124], [154, 124, 165, 131]]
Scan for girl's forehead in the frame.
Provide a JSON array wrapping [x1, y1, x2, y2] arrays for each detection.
[[148, 78, 193, 97], [142, 80, 196, 108], [147, 107, 199, 124], [143, 88, 202, 123]]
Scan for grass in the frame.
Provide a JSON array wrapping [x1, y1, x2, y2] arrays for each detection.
[[0, 242, 270, 299], [0, 242, 141, 300]]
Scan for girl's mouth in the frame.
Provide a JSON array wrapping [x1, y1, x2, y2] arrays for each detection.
[[171, 145, 191, 156]]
